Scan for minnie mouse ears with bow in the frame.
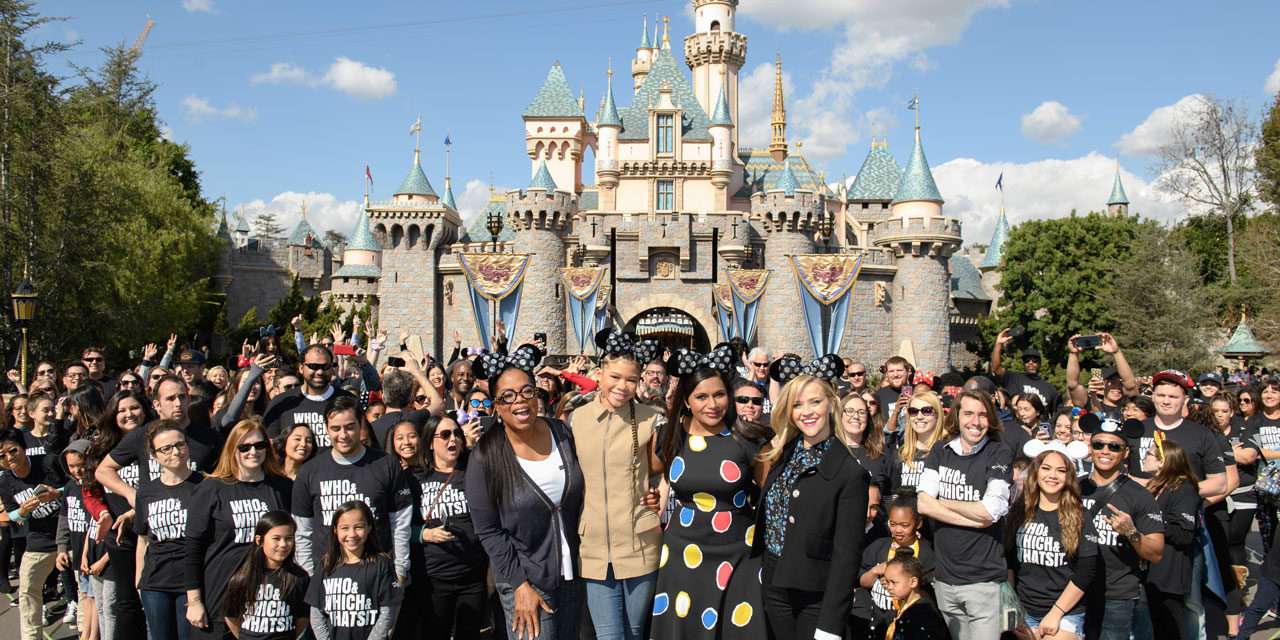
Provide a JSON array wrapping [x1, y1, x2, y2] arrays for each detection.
[[1078, 413, 1144, 439], [595, 329, 661, 365], [666, 344, 737, 377], [471, 343, 546, 381], [1023, 438, 1091, 461], [769, 353, 845, 385]]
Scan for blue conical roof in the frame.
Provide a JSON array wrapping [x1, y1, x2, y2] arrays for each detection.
[[892, 129, 944, 205], [523, 63, 582, 118], [981, 208, 1010, 270], [773, 159, 801, 196], [287, 215, 322, 248], [848, 141, 901, 201], [1107, 167, 1129, 205], [216, 210, 231, 239], [234, 212, 250, 233], [1219, 315, 1271, 357], [346, 208, 380, 252], [396, 153, 437, 197], [529, 160, 558, 191], [710, 84, 733, 127], [640, 16, 650, 48], [443, 182, 457, 210], [599, 78, 622, 127]]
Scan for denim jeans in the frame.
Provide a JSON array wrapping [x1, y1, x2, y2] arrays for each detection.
[[140, 590, 191, 640], [89, 574, 116, 640], [1239, 574, 1280, 639], [1024, 611, 1085, 636], [1185, 546, 1205, 640], [495, 580, 583, 640], [584, 567, 656, 640], [1086, 597, 1141, 640]]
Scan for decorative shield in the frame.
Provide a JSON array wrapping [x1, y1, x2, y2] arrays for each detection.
[[458, 253, 531, 301]]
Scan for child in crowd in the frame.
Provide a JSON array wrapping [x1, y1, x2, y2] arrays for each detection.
[[223, 511, 309, 640], [306, 501, 402, 640], [855, 494, 935, 639], [881, 556, 950, 640]]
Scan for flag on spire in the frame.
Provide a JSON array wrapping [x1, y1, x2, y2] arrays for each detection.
[[995, 172, 1003, 192], [365, 164, 374, 184], [444, 135, 452, 146], [409, 117, 422, 136], [907, 96, 919, 110]]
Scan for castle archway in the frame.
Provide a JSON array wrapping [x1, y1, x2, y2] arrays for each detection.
[[624, 306, 711, 354]]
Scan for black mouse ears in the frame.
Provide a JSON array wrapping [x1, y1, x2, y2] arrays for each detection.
[[1079, 413, 1144, 439]]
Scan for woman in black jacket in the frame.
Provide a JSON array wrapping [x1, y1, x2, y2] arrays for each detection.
[[1141, 437, 1201, 639], [754, 365, 869, 640], [464, 346, 585, 640]]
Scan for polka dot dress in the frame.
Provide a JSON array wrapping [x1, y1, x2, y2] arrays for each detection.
[[651, 427, 765, 639]]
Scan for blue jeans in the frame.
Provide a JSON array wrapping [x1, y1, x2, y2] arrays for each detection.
[[584, 567, 656, 640], [1086, 598, 1140, 640], [1024, 611, 1085, 636], [496, 580, 583, 640], [140, 590, 191, 640], [1239, 574, 1280, 639]]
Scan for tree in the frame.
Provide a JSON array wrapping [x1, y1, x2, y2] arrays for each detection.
[[323, 229, 346, 247], [253, 211, 284, 239], [1258, 94, 1280, 213], [1104, 222, 1214, 373], [1235, 212, 1280, 345], [1152, 94, 1257, 284]]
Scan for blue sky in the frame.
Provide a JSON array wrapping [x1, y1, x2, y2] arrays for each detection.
[[38, 0, 1280, 243]]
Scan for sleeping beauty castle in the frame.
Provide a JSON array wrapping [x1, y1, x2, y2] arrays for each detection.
[[218, 0, 1127, 372]]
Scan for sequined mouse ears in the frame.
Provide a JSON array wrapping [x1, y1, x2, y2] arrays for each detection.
[[595, 328, 661, 365], [666, 343, 736, 377], [769, 353, 845, 385], [471, 343, 546, 380], [1078, 413, 1144, 439]]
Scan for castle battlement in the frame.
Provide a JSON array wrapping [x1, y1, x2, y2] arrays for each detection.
[[683, 31, 747, 67]]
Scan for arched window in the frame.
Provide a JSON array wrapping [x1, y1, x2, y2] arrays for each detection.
[[390, 224, 404, 249], [710, 20, 721, 32], [407, 224, 421, 248]]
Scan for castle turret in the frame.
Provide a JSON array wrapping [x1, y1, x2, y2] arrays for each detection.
[[708, 70, 735, 206], [631, 15, 655, 93], [233, 210, 250, 248], [596, 65, 623, 209], [685, 0, 746, 149], [873, 120, 962, 371], [768, 55, 788, 162], [331, 205, 382, 312], [286, 204, 328, 287], [505, 160, 574, 353], [752, 158, 820, 357], [1107, 164, 1129, 217], [395, 131, 439, 204], [442, 136, 457, 211], [216, 208, 232, 241], [523, 62, 591, 193]]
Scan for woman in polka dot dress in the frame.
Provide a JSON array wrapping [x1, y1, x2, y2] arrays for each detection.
[[651, 358, 771, 640]]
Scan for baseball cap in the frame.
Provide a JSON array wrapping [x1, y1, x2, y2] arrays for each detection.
[[1197, 372, 1223, 387], [1023, 347, 1042, 360], [1152, 369, 1194, 390], [1100, 366, 1119, 380], [175, 349, 206, 365]]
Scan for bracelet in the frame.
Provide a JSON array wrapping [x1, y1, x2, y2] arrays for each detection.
[[1052, 604, 1065, 615]]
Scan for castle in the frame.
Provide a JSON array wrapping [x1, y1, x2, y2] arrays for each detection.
[[215, 0, 1134, 372]]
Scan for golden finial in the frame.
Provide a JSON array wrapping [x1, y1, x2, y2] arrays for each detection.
[[769, 53, 788, 162], [607, 57, 613, 80], [662, 16, 670, 50]]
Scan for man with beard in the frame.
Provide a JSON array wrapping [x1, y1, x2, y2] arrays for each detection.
[[991, 328, 1061, 413], [175, 349, 207, 391], [1065, 333, 1138, 421], [261, 345, 354, 445]]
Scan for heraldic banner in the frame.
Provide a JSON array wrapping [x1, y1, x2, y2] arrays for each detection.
[[458, 253, 531, 352], [790, 254, 863, 356], [726, 269, 769, 345], [561, 267, 608, 353], [595, 283, 612, 344], [713, 283, 736, 342]]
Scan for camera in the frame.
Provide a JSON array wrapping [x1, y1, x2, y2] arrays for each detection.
[[1073, 335, 1102, 349]]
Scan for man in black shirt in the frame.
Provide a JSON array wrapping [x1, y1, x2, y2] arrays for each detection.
[[1065, 333, 1138, 420], [874, 356, 913, 438], [82, 346, 116, 398], [0, 431, 66, 640], [175, 349, 207, 391], [261, 345, 352, 444], [991, 328, 1061, 412]]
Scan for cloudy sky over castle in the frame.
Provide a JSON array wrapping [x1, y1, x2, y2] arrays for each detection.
[[42, 0, 1280, 245]]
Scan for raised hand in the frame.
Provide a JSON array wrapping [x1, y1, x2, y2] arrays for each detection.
[[167, 333, 178, 350], [291, 315, 303, 330]]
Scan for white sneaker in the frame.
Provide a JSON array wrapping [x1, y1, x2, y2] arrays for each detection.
[[63, 599, 77, 625]]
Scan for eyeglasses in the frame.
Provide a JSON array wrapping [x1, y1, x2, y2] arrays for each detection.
[[153, 441, 188, 456], [120, 379, 140, 387], [750, 361, 769, 368], [906, 406, 935, 416], [842, 409, 869, 418], [302, 362, 329, 372], [36, 369, 55, 377], [82, 357, 103, 363], [848, 371, 866, 377], [435, 429, 461, 440], [1240, 398, 1255, 404], [735, 396, 764, 406], [1090, 442, 1125, 453], [470, 398, 494, 409], [237, 441, 269, 453], [496, 385, 538, 406], [414, 395, 429, 403]]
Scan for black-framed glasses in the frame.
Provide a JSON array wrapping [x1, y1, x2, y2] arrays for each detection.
[[848, 371, 866, 377], [153, 441, 188, 456], [470, 398, 494, 409], [750, 361, 769, 368], [119, 378, 141, 388], [735, 396, 764, 406], [435, 428, 461, 440], [237, 441, 269, 453], [36, 369, 55, 377], [906, 406, 935, 416], [82, 357, 103, 363], [1091, 442, 1125, 453], [496, 385, 538, 406], [414, 395, 429, 403], [302, 362, 329, 372], [842, 408, 869, 418], [1240, 397, 1255, 404]]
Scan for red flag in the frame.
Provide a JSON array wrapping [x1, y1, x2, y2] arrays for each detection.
[[365, 164, 373, 184]]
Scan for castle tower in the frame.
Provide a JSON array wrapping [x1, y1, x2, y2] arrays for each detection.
[[505, 160, 574, 353], [596, 65, 623, 210], [708, 70, 735, 208], [286, 204, 327, 283], [684, 0, 746, 149], [873, 119, 962, 371], [331, 204, 382, 312], [631, 15, 656, 93], [752, 160, 819, 357], [442, 136, 457, 211], [978, 203, 1009, 303], [233, 209, 250, 248], [523, 62, 592, 193], [768, 55, 788, 162], [216, 207, 232, 242], [1107, 164, 1129, 217], [372, 133, 462, 349], [843, 138, 902, 246]]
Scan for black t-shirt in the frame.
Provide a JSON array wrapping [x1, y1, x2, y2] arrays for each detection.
[[1249, 413, 1280, 480], [369, 410, 430, 451], [854, 536, 934, 620], [109, 416, 221, 487], [1010, 507, 1098, 617], [261, 387, 353, 446], [0, 456, 65, 552], [62, 480, 91, 564], [233, 565, 310, 640], [888, 444, 929, 494], [874, 386, 906, 426], [1002, 423, 1039, 461], [184, 475, 294, 614], [412, 468, 486, 581], [1089, 398, 1124, 422], [1000, 372, 1061, 413], [1130, 419, 1226, 480], [1230, 417, 1260, 487], [292, 448, 413, 574], [21, 428, 62, 458], [1080, 475, 1163, 599], [849, 447, 890, 497], [135, 472, 204, 592], [1145, 482, 1201, 595], [304, 556, 403, 640], [921, 439, 1013, 584]]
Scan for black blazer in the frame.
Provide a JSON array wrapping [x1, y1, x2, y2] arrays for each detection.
[[753, 437, 870, 635]]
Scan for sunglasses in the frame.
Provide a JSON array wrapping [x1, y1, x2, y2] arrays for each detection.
[[120, 379, 141, 387], [1091, 442, 1125, 453], [153, 441, 188, 456], [750, 361, 769, 368], [36, 369, 55, 376], [435, 429, 461, 440], [735, 396, 764, 406], [470, 398, 494, 409], [302, 362, 329, 372], [1240, 398, 1255, 404], [237, 440, 269, 453], [906, 406, 935, 416], [848, 371, 866, 377], [83, 357, 103, 363]]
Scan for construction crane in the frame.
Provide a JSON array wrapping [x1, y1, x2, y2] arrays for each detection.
[[129, 16, 155, 57]]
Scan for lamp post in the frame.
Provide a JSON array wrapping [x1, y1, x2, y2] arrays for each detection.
[[10, 277, 37, 387], [486, 209, 504, 253], [817, 213, 834, 253]]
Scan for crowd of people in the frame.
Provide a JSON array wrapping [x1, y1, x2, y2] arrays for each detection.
[[0, 322, 1278, 640]]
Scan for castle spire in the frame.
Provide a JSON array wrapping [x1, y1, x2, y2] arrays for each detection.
[[710, 67, 733, 127], [442, 135, 457, 210], [891, 125, 944, 205], [1107, 163, 1129, 205], [640, 15, 650, 48], [769, 54, 788, 162], [599, 63, 622, 127], [661, 16, 670, 50]]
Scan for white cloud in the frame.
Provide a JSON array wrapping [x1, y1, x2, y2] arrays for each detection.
[[737, 0, 1011, 161], [182, 0, 214, 13], [235, 192, 362, 239], [932, 152, 1185, 244], [249, 58, 397, 100], [737, 62, 794, 149], [158, 124, 174, 141], [181, 95, 255, 123], [1115, 94, 1206, 156], [457, 179, 498, 225], [1019, 101, 1081, 144], [1266, 58, 1280, 95]]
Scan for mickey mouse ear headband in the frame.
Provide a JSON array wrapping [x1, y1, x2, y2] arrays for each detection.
[[666, 343, 736, 377], [471, 343, 546, 381], [595, 328, 661, 365], [1023, 438, 1091, 461], [1078, 413, 1144, 439], [770, 353, 845, 385]]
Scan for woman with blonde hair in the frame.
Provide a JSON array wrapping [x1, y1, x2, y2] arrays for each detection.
[[753, 370, 868, 640], [890, 390, 947, 494], [183, 419, 292, 640]]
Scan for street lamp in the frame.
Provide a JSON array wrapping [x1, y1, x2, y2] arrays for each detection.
[[486, 209, 504, 253], [10, 277, 37, 386], [817, 213, 834, 252]]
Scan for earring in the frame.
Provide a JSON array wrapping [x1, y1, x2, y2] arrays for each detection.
[[681, 406, 692, 417]]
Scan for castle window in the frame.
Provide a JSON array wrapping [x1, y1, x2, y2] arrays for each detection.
[[656, 114, 674, 154], [862, 202, 869, 210], [656, 180, 675, 211], [710, 20, 720, 32]]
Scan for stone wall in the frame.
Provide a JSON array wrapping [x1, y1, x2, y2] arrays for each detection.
[[893, 252, 953, 371], [757, 230, 816, 358], [512, 227, 567, 353], [376, 237, 440, 352]]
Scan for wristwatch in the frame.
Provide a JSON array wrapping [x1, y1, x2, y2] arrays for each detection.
[[1126, 531, 1141, 545]]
